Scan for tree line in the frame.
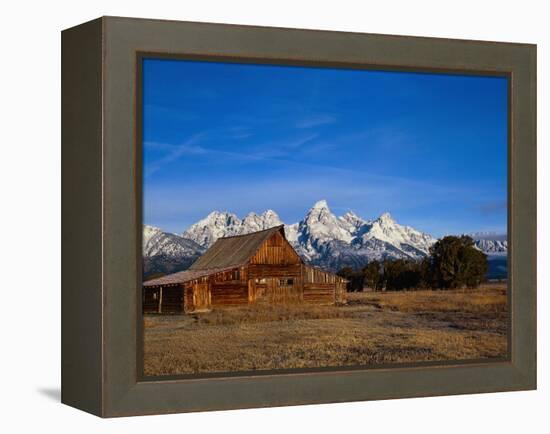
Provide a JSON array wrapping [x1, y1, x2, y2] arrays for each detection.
[[337, 235, 488, 291]]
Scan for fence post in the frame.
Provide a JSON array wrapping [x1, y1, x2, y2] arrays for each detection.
[[158, 286, 163, 314]]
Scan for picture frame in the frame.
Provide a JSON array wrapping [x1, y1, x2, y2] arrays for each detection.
[[61, 16, 536, 417]]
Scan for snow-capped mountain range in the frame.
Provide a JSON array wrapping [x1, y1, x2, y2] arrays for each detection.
[[472, 238, 508, 254], [142, 225, 205, 277], [468, 231, 508, 255], [143, 200, 507, 277], [181, 209, 283, 248]]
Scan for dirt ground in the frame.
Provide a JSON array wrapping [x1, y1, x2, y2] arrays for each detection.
[[143, 282, 508, 376]]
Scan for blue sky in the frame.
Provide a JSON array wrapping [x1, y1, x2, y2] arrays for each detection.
[[142, 58, 508, 237]]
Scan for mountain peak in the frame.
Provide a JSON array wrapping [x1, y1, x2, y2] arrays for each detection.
[[262, 209, 279, 218], [377, 212, 394, 223], [203, 210, 240, 224], [206, 210, 232, 217], [342, 210, 360, 220], [143, 224, 163, 245], [143, 224, 162, 232], [242, 209, 282, 228], [301, 199, 353, 244], [184, 208, 283, 248], [339, 210, 367, 227], [305, 200, 335, 222], [312, 199, 329, 210]]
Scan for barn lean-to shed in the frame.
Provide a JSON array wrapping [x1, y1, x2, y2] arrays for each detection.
[[143, 225, 347, 314]]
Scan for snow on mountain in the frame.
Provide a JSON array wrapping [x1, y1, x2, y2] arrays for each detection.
[[289, 200, 353, 263], [469, 233, 508, 279], [474, 239, 508, 254], [145, 200, 507, 275], [284, 222, 299, 245], [182, 210, 283, 248], [143, 224, 163, 247], [241, 210, 283, 234], [360, 212, 436, 256], [469, 232, 508, 255], [289, 205, 437, 270], [175, 201, 437, 272], [142, 225, 205, 277], [143, 225, 203, 258], [181, 211, 242, 248], [298, 200, 354, 248], [338, 210, 369, 234]]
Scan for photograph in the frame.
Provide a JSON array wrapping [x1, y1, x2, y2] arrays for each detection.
[[140, 57, 509, 377]]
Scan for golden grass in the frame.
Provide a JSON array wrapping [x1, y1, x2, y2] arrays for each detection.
[[351, 283, 507, 314], [143, 282, 508, 376], [192, 303, 350, 325]]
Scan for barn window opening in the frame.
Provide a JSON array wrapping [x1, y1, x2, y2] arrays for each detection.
[[153, 292, 157, 300], [279, 278, 294, 286]]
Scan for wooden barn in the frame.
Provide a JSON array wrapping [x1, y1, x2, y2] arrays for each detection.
[[143, 225, 347, 314]]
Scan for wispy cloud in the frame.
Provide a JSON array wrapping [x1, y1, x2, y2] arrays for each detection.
[[296, 114, 336, 129], [228, 126, 254, 139], [144, 136, 282, 176], [145, 132, 321, 175], [145, 134, 465, 200], [144, 134, 207, 176], [251, 133, 319, 159]]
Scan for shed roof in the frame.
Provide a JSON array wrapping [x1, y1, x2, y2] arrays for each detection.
[[189, 225, 291, 270]]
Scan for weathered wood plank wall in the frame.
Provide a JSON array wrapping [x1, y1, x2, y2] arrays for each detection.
[[143, 231, 347, 313], [302, 265, 347, 304], [249, 231, 301, 265], [210, 282, 248, 306]]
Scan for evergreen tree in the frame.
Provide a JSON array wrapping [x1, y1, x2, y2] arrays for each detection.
[[383, 259, 422, 290], [337, 235, 487, 293], [336, 267, 354, 280], [363, 260, 383, 291], [428, 235, 488, 289], [337, 266, 364, 292]]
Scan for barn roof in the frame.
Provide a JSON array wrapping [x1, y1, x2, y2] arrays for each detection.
[[189, 225, 291, 270], [143, 266, 235, 287], [143, 225, 297, 287]]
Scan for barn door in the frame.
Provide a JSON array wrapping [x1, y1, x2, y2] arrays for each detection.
[[193, 283, 211, 311]]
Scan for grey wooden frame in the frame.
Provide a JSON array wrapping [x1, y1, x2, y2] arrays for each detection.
[[61, 16, 536, 417]]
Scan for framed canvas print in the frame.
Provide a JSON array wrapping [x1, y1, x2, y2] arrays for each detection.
[[61, 16, 536, 417]]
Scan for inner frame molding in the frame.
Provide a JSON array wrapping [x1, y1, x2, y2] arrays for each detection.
[[135, 51, 512, 380]]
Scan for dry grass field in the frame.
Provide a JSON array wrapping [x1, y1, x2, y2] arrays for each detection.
[[143, 282, 508, 376]]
